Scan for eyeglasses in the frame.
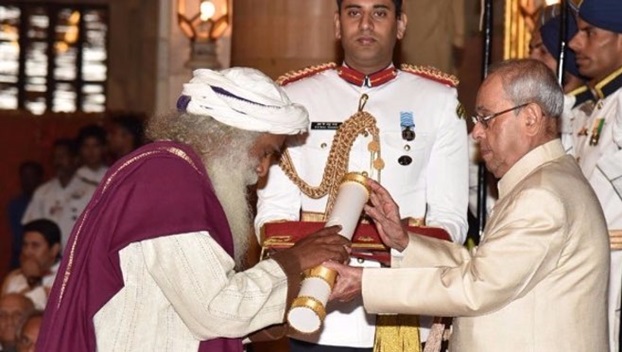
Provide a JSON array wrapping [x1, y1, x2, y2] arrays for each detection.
[[471, 103, 530, 128]]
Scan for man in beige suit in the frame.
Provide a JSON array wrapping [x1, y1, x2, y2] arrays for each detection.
[[326, 59, 610, 351]]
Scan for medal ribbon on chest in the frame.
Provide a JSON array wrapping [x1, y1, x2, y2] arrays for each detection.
[[589, 118, 605, 146]]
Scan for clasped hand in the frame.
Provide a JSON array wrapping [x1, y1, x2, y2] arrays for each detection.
[[328, 179, 409, 302]]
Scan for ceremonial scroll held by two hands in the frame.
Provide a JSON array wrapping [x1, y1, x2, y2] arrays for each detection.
[[287, 172, 370, 334]]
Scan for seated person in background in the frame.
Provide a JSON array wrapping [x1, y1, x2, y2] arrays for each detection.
[[1, 219, 61, 310], [8, 162, 44, 270], [76, 124, 109, 185], [22, 139, 97, 249], [15, 311, 43, 352], [107, 114, 145, 161], [36, 67, 350, 352], [0, 294, 34, 352]]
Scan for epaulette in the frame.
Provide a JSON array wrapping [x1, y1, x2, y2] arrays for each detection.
[[400, 64, 459, 88], [276, 62, 337, 86]]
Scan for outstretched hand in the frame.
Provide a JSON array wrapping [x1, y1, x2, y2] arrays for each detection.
[[287, 225, 351, 271], [323, 261, 363, 302], [364, 179, 409, 252]]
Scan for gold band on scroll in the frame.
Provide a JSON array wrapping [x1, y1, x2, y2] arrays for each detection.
[[341, 172, 371, 196], [291, 296, 327, 322], [304, 265, 338, 289]]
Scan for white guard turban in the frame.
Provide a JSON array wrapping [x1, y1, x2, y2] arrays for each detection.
[[177, 67, 309, 135]]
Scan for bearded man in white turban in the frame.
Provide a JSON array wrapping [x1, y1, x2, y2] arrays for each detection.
[[36, 68, 350, 352]]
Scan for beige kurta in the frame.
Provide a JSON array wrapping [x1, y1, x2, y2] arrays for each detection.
[[93, 232, 291, 351], [363, 140, 610, 351]]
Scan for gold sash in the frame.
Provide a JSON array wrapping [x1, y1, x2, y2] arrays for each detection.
[[374, 315, 421, 352]]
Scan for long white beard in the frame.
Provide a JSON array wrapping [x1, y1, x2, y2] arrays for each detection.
[[204, 152, 258, 268]]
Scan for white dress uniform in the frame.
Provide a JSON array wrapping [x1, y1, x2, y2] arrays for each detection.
[[76, 165, 109, 185], [561, 86, 594, 154], [22, 175, 97, 251], [256, 63, 469, 348], [570, 67, 622, 352], [1, 262, 59, 310]]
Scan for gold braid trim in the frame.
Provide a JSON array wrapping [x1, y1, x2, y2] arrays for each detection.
[[279, 94, 383, 217], [400, 63, 459, 87], [276, 62, 337, 86]]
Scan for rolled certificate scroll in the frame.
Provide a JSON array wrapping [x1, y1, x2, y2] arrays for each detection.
[[287, 172, 370, 334]]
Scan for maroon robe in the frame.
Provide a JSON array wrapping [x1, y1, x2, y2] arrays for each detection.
[[36, 141, 243, 352]]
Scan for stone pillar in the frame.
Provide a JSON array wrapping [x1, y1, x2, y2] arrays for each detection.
[[231, 0, 339, 79]]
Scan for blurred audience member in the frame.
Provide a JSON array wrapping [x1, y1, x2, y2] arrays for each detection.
[[22, 139, 96, 248], [1, 220, 61, 310], [107, 114, 145, 160], [15, 311, 42, 352], [7, 162, 44, 270], [529, 5, 584, 93], [76, 124, 108, 185], [0, 294, 34, 352], [531, 4, 593, 156]]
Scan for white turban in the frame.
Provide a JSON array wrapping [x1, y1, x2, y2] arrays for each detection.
[[177, 67, 309, 135]]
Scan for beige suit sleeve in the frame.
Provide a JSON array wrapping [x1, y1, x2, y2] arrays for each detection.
[[141, 232, 292, 340], [391, 233, 472, 269], [365, 188, 566, 317]]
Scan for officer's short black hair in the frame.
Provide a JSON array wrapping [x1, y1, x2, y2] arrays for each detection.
[[336, 0, 403, 17], [77, 124, 107, 148], [53, 138, 78, 157], [19, 161, 43, 178], [111, 114, 145, 149], [23, 219, 61, 248]]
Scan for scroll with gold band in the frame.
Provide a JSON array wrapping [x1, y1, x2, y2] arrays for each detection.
[[287, 172, 371, 334]]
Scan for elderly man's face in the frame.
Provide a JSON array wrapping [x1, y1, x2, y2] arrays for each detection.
[[472, 74, 528, 178], [16, 315, 42, 352], [249, 134, 287, 180], [0, 295, 33, 346], [569, 17, 622, 82]]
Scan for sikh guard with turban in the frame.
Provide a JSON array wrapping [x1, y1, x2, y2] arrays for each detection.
[[569, 0, 622, 350], [35, 67, 350, 352], [529, 4, 592, 154]]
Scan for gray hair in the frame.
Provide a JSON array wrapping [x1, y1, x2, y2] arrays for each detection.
[[146, 110, 261, 159], [488, 59, 564, 119], [146, 111, 261, 268]]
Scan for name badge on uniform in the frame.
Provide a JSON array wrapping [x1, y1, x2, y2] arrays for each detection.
[[400, 111, 415, 141], [311, 122, 342, 130]]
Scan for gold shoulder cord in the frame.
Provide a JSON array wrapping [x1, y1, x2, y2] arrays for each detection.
[[279, 94, 384, 218]]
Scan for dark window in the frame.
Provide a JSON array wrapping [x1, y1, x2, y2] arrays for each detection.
[[0, 2, 109, 114]]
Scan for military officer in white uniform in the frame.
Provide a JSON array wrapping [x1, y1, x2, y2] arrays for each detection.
[[569, 0, 622, 350], [22, 139, 96, 251], [255, 0, 468, 350]]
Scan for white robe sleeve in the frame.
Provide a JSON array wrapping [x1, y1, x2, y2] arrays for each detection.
[[140, 231, 290, 340]]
